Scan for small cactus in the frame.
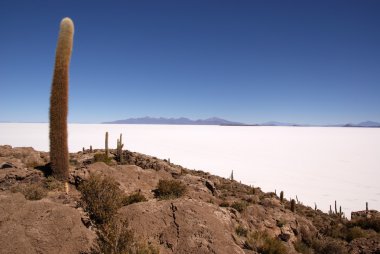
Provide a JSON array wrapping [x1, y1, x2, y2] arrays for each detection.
[[290, 199, 296, 212], [116, 133, 124, 163], [366, 202, 369, 213], [280, 191, 284, 203], [90, 145, 93, 153], [230, 170, 234, 181], [335, 200, 338, 214]]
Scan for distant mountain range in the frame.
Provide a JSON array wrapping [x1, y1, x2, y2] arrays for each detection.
[[336, 121, 380, 128], [103, 117, 245, 125], [102, 117, 380, 127]]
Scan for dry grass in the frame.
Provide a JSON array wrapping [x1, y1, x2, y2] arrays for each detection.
[[91, 218, 159, 254], [94, 153, 113, 165], [123, 192, 147, 206], [11, 183, 47, 200], [231, 201, 248, 213], [79, 174, 124, 225], [43, 176, 64, 191], [245, 231, 289, 254], [154, 179, 187, 200]]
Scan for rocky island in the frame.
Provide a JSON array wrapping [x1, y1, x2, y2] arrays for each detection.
[[0, 145, 379, 254]]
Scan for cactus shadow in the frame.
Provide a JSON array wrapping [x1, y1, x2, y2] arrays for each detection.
[[35, 163, 52, 177]]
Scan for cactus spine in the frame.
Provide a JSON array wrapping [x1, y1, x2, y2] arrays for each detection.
[[49, 17, 74, 180], [105, 131, 109, 157]]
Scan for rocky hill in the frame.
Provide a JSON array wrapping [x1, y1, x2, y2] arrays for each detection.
[[0, 145, 379, 254]]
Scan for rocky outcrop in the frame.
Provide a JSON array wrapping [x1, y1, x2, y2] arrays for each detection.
[[0, 145, 48, 168], [0, 145, 379, 254], [119, 199, 244, 254], [0, 193, 95, 254]]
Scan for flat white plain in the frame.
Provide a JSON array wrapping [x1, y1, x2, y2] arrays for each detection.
[[1, 123, 379, 217]]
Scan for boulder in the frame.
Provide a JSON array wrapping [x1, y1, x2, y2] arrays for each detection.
[[119, 199, 244, 254], [0, 193, 95, 254]]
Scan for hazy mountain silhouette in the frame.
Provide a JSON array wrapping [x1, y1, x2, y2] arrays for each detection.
[[103, 117, 245, 125], [103, 117, 380, 127]]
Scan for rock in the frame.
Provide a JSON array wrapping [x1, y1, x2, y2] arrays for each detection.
[[0, 193, 95, 254], [351, 210, 380, 220], [279, 233, 291, 242], [0, 146, 46, 168], [0, 162, 15, 169], [348, 235, 380, 254], [205, 180, 216, 196], [81, 216, 92, 228], [119, 199, 244, 254]]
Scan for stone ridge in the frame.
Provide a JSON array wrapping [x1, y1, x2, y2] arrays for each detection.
[[0, 145, 379, 254]]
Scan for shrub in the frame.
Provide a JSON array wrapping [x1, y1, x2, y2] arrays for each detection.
[[123, 192, 147, 206], [79, 174, 124, 225], [326, 223, 347, 239], [11, 184, 47, 200], [231, 201, 247, 213], [276, 219, 286, 228], [311, 238, 347, 254], [44, 176, 64, 191], [236, 225, 248, 237], [219, 201, 230, 207], [154, 179, 186, 199], [92, 218, 134, 254], [94, 153, 113, 165], [245, 231, 288, 254], [91, 218, 159, 254], [350, 217, 380, 233], [346, 226, 367, 242], [294, 240, 313, 254]]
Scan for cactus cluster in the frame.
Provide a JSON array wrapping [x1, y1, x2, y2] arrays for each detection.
[[49, 17, 74, 181]]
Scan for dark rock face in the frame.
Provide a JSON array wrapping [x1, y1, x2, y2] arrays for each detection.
[[279, 233, 291, 242], [0, 162, 15, 169], [205, 179, 217, 196]]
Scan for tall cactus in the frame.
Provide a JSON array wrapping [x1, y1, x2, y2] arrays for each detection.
[[49, 18, 74, 180], [105, 131, 109, 157], [290, 199, 296, 212], [117, 133, 124, 163]]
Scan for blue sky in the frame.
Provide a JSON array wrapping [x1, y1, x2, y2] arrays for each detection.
[[0, 0, 379, 124]]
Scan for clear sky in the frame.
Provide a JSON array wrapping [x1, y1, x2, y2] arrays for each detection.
[[0, 0, 379, 124]]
